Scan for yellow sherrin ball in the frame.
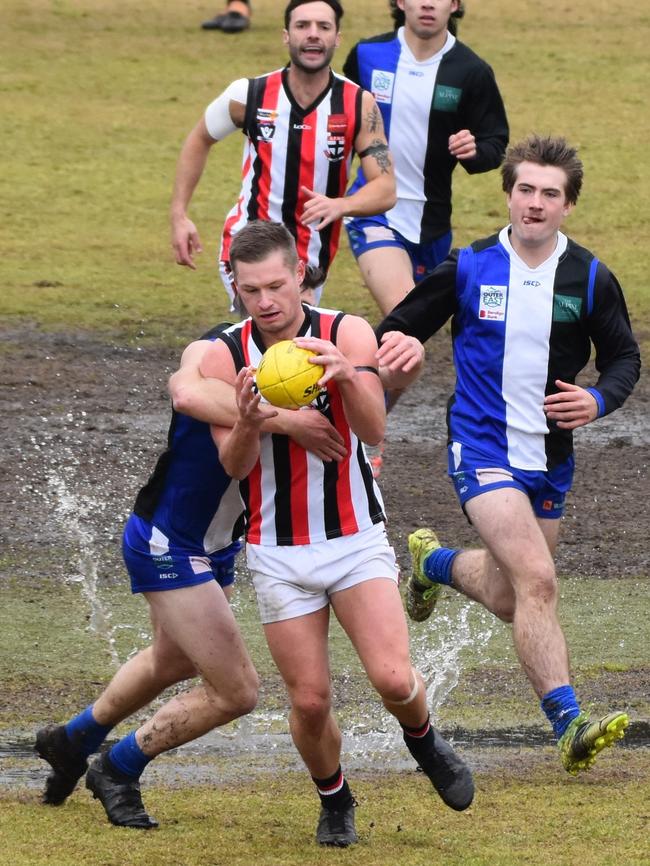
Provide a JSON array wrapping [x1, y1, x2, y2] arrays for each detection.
[[255, 340, 324, 409]]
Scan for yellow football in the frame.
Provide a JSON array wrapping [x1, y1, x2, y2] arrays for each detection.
[[255, 340, 324, 409]]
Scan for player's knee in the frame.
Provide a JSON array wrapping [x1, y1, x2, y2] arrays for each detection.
[[290, 687, 331, 726], [227, 670, 259, 717], [375, 667, 415, 705], [517, 561, 558, 608]]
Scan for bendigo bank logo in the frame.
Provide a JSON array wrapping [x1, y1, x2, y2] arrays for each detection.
[[324, 114, 347, 162]]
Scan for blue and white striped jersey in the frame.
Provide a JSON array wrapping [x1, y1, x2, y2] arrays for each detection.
[[343, 29, 508, 243], [377, 230, 641, 470]]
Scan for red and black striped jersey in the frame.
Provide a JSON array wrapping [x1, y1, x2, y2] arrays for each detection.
[[219, 68, 363, 280], [219, 305, 386, 546]]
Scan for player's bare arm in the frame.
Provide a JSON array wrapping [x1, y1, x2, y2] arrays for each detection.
[[543, 380, 599, 430], [213, 368, 277, 479], [295, 316, 386, 445], [170, 87, 246, 269], [177, 340, 346, 460], [300, 93, 395, 230], [169, 339, 239, 423], [348, 91, 396, 213], [278, 409, 347, 462]]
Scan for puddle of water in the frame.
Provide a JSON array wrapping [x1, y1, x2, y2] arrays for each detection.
[[3, 721, 647, 791], [7, 417, 647, 792], [32, 449, 498, 757]]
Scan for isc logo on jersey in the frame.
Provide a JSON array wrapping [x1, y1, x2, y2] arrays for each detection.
[[478, 285, 508, 321], [371, 69, 395, 104]]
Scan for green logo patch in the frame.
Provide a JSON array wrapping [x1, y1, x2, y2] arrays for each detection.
[[553, 294, 583, 322], [433, 85, 462, 112]]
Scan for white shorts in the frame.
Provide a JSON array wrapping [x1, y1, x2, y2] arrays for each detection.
[[246, 522, 398, 624]]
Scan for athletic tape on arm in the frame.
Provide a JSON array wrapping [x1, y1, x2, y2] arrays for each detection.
[[204, 78, 248, 140]]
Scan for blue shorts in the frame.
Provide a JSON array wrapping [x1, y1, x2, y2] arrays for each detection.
[[345, 216, 451, 283], [447, 442, 575, 519], [122, 515, 241, 594]]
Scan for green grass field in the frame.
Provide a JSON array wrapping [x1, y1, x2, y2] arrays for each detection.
[[1, 2, 649, 864], [2, 0, 649, 340]]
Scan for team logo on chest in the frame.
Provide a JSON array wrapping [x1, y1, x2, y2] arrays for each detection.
[[324, 114, 348, 162], [478, 285, 508, 321], [371, 69, 394, 104], [256, 108, 278, 142]]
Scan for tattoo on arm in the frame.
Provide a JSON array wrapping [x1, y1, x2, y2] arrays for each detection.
[[358, 140, 392, 174], [365, 105, 383, 134]]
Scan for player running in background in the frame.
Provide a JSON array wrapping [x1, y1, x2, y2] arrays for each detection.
[[35, 324, 348, 829], [197, 219, 473, 848], [201, 0, 252, 33], [343, 0, 508, 316], [376, 134, 641, 774], [172, 0, 396, 310]]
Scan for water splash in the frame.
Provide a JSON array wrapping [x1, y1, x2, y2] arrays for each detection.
[[413, 598, 496, 718], [46, 467, 122, 668], [216, 594, 497, 761], [342, 598, 496, 758]]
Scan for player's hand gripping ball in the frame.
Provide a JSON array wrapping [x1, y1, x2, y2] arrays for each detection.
[[255, 340, 324, 409]]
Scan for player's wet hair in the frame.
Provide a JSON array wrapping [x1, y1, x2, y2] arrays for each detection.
[[229, 220, 299, 274], [284, 0, 344, 30], [389, 0, 465, 35], [501, 134, 584, 205]]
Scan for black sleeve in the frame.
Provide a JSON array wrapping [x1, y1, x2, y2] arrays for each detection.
[[458, 63, 509, 175], [375, 252, 459, 344], [342, 45, 359, 84], [588, 264, 641, 415]]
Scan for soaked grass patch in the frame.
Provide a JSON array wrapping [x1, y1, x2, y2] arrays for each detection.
[[2, 755, 649, 866], [1, 573, 647, 732]]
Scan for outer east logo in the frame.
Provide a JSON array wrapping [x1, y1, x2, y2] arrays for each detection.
[[370, 69, 394, 104], [478, 285, 508, 321]]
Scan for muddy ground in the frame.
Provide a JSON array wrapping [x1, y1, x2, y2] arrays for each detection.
[[0, 323, 648, 774]]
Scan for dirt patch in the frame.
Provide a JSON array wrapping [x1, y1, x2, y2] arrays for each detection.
[[0, 323, 648, 734]]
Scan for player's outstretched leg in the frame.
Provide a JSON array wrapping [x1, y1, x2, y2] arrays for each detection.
[[34, 724, 90, 805], [86, 749, 158, 830], [558, 711, 629, 775], [406, 529, 443, 622]]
